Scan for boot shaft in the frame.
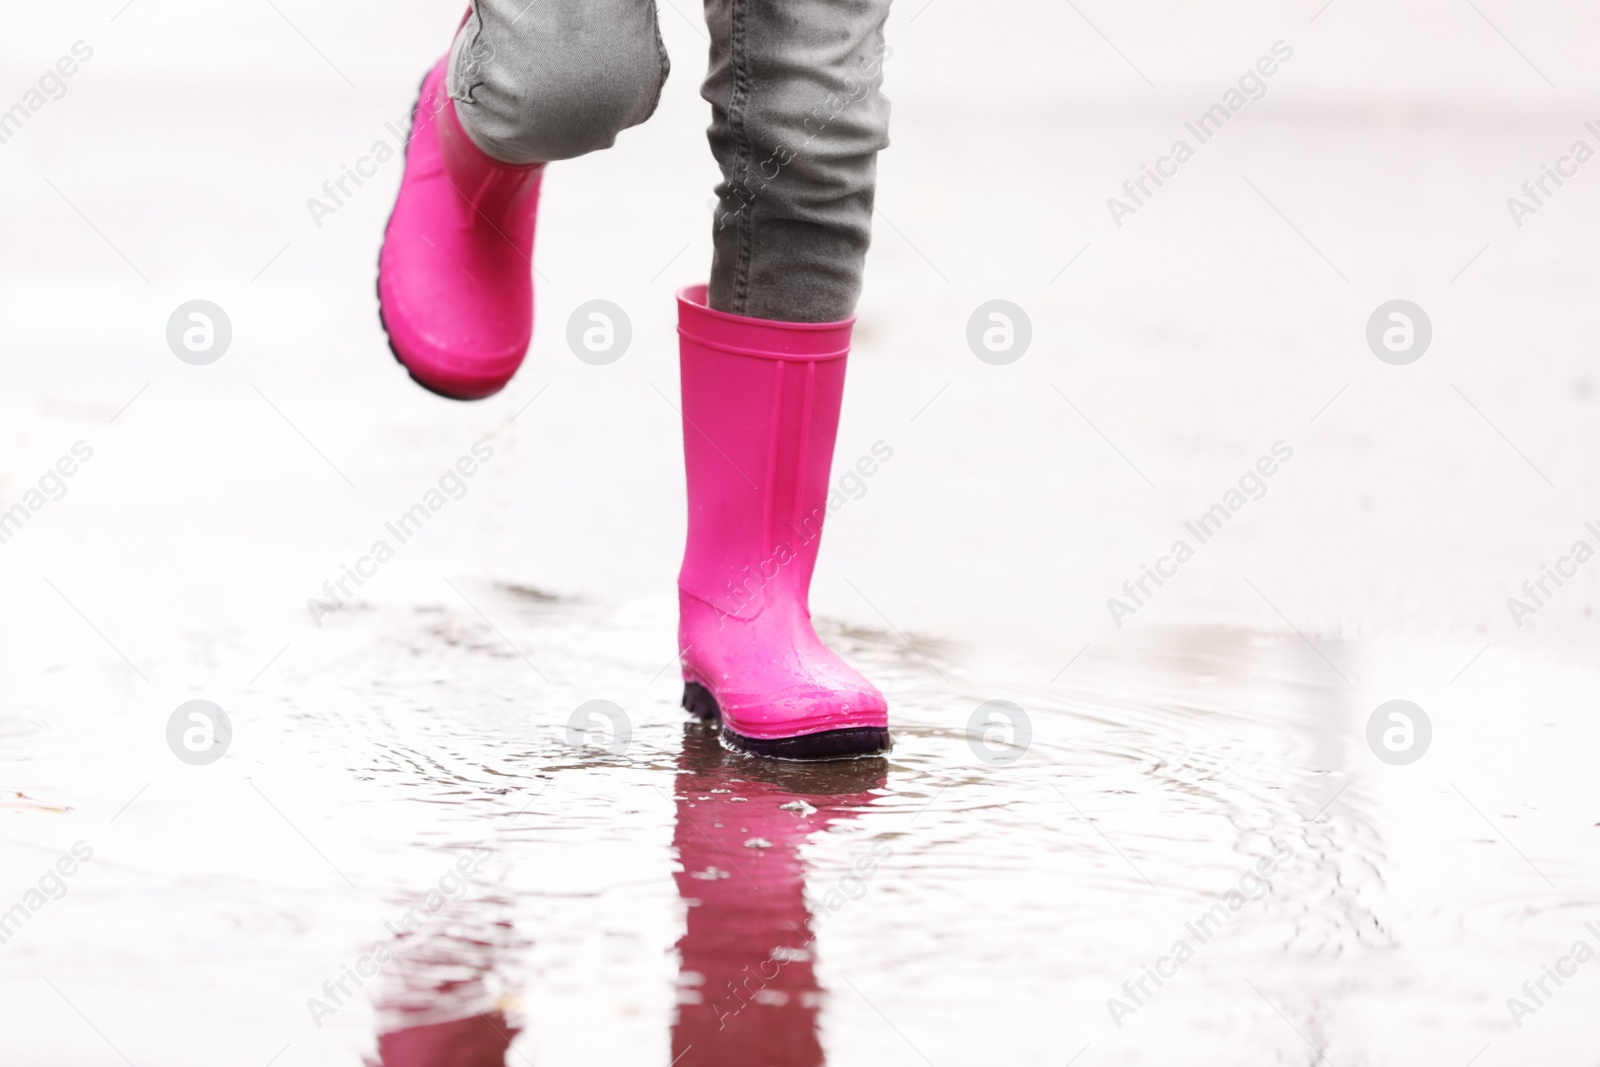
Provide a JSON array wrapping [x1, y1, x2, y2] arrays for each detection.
[[437, 92, 545, 224], [675, 286, 852, 622]]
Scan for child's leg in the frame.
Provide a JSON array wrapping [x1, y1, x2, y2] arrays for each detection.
[[379, 0, 669, 399], [701, 0, 893, 322], [671, 0, 895, 759], [447, 0, 671, 165]]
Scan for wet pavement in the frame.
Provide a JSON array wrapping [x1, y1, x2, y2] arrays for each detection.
[[6, 588, 1600, 1064]]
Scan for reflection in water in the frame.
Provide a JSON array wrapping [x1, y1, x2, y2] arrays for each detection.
[[376, 1010, 517, 1067], [368, 890, 522, 1067], [355, 626, 1347, 1065], [364, 721, 888, 1067], [28, 595, 1569, 1064], [669, 721, 889, 1067]]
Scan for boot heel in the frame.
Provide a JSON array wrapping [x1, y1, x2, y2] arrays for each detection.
[[682, 681, 721, 722]]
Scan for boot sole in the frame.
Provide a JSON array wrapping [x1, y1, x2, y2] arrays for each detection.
[[682, 681, 890, 761]]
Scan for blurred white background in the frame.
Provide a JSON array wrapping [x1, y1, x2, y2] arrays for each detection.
[[3, 0, 1599, 667]]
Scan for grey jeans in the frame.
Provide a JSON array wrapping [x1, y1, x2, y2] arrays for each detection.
[[446, 0, 892, 323]]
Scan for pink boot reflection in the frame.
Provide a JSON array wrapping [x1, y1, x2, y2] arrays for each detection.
[[377, 1010, 518, 1067], [368, 892, 521, 1067], [670, 721, 889, 1066]]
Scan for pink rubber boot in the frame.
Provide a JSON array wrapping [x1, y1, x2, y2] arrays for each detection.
[[675, 285, 890, 760], [377, 57, 544, 400]]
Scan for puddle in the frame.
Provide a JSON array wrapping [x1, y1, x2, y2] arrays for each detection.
[[3, 589, 1597, 1065]]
